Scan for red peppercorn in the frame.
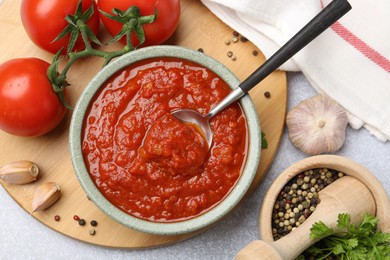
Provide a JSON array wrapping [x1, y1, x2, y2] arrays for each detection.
[[54, 215, 60, 221], [73, 215, 80, 221]]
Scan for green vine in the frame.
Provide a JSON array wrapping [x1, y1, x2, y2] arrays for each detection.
[[46, 0, 158, 109]]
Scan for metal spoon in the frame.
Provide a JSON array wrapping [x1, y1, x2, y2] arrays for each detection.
[[172, 0, 352, 148]]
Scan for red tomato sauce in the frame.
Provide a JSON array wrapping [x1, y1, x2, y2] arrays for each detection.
[[82, 57, 248, 222]]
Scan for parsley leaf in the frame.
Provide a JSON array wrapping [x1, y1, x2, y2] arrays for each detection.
[[261, 131, 268, 149], [310, 221, 334, 240], [298, 213, 390, 260]]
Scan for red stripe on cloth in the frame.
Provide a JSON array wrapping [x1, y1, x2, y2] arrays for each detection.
[[321, 1, 390, 73]]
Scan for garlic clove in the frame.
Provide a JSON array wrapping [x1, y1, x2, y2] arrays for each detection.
[[31, 182, 61, 213], [0, 160, 39, 184], [286, 95, 348, 155]]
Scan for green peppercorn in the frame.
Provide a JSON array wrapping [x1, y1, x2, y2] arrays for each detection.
[[302, 201, 310, 209]]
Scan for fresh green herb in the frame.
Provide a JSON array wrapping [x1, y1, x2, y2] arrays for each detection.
[[47, 0, 157, 109], [298, 213, 390, 260], [261, 131, 268, 149]]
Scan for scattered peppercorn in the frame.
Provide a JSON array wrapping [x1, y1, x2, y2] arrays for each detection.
[[227, 51, 233, 58], [233, 31, 239, 37], [89, 229, 96, 236], [272, 168, 345, 240], [240, 36, 248, 42], [225, 39, 231, 45], [73, 215, 80, 221], [90, 220, 98, 227], [232, 36, 238, 43], [231, 55, 237, 61], [197, 48, 204, 53], [264, 91, 271, 98], [78, 218, 86, 226], [54, 215, 60, 222], [252, 50, 259, 56]]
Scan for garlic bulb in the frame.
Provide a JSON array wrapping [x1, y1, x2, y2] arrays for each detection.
[[286, 95, 348, 155], [31, 182, 61, 213], [0, 160, 39, 184]]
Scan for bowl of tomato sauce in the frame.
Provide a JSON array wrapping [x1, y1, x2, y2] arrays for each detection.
[[70, 46, 261, 235]]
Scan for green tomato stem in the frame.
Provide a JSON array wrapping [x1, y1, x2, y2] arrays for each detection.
[[48, 2, 154, 109]]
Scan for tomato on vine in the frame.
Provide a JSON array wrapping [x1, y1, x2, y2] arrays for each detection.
[[6, 0, 178, 137], [0, 58, 67, 137], [20, 0, 100, 54], [98, 0, 180, 47]]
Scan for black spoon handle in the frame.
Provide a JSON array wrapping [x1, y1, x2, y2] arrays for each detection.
[[238, 0, 352, 93]]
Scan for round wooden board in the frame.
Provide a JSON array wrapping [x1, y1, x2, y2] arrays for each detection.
[[0, 0, 287, 248]]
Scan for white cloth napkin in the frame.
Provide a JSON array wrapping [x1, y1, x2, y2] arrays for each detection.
[[200, 0, 390, 142]]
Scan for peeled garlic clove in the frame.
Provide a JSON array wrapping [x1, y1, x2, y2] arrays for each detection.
[[286, 95, 348, 155], [0, 160, 39, 184], [32, 182, 61, 213]]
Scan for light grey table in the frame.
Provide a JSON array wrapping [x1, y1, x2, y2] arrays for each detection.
[[1, 72, 389, 260]]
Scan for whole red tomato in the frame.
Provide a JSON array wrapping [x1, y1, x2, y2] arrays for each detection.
[[0, 58, 67, 137], [98, 0, 180, 47], [20, 0, 100, 54]]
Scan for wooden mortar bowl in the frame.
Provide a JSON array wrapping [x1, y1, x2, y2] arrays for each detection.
[[236, 155, 390, 259], [259, 155, 390, 241]]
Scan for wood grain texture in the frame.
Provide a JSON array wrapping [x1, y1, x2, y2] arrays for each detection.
[[0, 0, 287, 248]]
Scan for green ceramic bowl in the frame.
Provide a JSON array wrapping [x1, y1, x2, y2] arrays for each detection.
[[69, 45, 261, 235]]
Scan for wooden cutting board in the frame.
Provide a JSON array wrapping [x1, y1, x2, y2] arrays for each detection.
[[0, 0, 287, 248]]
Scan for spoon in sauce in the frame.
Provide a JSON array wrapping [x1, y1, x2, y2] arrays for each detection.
[[172, 0, 351, 148]]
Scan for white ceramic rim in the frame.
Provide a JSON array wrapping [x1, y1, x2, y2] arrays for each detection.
[[70, 45, 261, 235]]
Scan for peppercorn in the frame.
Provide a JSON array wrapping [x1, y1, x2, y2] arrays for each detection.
[[240, 36, 248, 42], [54, 215, 60, 222], [302, 201, 310, 209], [264, 91, 271, 98], [89, 229, 96, 236], [73, 215, 80, 221], [78, 219, 86, 226], [90, 220, 98, 227], [272, 168, 345, 240]]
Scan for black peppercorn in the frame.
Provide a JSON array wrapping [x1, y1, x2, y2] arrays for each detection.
[[78, 219, 86, 226]]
